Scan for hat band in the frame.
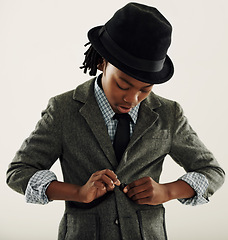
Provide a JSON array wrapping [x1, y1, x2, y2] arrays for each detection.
[[99, 26, 165, 72]]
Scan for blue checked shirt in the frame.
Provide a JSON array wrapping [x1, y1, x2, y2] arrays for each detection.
[[25, 76, 209, 206]]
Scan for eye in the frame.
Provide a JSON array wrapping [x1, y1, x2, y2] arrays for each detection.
[[116, 82, 129, 91]]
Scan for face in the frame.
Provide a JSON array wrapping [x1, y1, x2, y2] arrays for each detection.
[[100, 62, 153, 114]]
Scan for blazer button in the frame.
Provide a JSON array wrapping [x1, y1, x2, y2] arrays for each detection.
[[114, 219, 119, 225]]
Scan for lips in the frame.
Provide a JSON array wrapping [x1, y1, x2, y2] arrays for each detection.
[[117, 105, 132, 113]]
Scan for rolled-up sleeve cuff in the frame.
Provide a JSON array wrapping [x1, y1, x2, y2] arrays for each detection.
[[178, 172, 209, 206], [25, 170, 57, 205]]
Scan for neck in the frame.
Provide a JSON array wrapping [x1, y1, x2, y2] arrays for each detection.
[[97, 74, 103, 90]]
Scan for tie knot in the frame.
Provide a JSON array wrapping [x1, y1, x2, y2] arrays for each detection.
[[114, 113, 131, 122]]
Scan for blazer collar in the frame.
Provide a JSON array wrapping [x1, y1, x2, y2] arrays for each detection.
[[73, 78, 95, 103]]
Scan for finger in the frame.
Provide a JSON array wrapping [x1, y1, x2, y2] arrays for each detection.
[[134, 197, 152, 205], [130, 189, 152, 201], [125, 179, 151, 196], [93, 174, 116, 190], [93, 180, 106, 190], [93, 179, 114, 192], [93, 169, 121, 186], [102, 169, 121, 186], [127, 185, 149, 198], [126, 176, 151, 190]]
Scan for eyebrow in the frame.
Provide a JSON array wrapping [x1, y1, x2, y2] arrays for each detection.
[[119, 77, 152, 88]]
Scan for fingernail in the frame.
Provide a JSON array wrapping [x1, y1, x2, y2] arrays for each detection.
[[114, 179, 120, 185]]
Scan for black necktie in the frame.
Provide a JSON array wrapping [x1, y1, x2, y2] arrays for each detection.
[[113, 113, 131, 162]]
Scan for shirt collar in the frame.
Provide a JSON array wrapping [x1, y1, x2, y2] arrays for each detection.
[[94, 74, 140, 124]]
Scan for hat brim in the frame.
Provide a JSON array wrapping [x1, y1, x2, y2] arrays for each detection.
[[88, 26, 174, 84]]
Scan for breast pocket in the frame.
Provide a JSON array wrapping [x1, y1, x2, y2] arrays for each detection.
[[64, 213, 100, 240], [154, 130, 169, 151], [137, 206, 167, 240], [142, 129, 170, 151]]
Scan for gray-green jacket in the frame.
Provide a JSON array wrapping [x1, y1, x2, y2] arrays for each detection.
[[6, 78, 225, 240]]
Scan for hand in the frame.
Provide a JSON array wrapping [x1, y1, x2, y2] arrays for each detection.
[[78, 169, 121, 203], [123, 176, 169, 205]]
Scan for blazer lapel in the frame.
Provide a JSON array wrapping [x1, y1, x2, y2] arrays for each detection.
[[73, 79, 118, 169], [116, 92, 161, 169], [128, 92, 161, 148]]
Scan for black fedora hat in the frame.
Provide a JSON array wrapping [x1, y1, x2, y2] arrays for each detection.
[[88, 2, 174, 84]]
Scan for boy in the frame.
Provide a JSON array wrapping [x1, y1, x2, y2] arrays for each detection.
[[7, 3, 225, 239]]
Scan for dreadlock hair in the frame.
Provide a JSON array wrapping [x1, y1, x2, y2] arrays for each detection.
[[80, 42, 103, 76]]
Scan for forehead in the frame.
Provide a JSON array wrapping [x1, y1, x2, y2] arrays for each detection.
[[108, 63, 153, 88]]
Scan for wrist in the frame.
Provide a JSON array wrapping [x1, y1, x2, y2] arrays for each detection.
[[46, 181, 83, 202], [163, 180, 195, 201], [76, 185, 89, 203], [160, 183, 173, 202]]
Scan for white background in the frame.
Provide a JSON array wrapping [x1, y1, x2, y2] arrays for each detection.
[[1, 0, 227, 239]]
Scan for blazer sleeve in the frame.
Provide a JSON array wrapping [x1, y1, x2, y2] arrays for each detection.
[[6, 97, 62, 195], [169, 102, 225, 199]]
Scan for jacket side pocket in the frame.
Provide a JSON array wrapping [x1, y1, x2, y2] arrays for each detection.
[[64, 213, 100, 240], [137, 206, 167, 240]]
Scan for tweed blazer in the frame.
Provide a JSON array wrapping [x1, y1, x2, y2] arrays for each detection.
[[7, 78, 225, 240]]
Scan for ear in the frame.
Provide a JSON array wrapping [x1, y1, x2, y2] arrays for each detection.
[[97, 58, 107, 72]]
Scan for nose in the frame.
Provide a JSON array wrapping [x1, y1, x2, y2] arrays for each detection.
[[123, 91, 139, 106]]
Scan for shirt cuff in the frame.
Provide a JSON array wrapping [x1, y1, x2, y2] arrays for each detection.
[[178, 172, 209, 206], [25, 170, 57, 205]]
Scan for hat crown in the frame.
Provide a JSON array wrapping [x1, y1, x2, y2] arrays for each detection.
[[105, 3, 172, 60], [88, 2, 174, 84]]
